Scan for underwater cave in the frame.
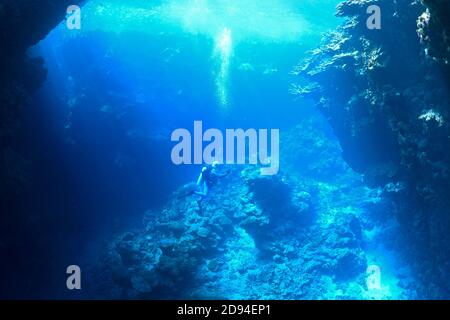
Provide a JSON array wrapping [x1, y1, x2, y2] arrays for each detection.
[[1, 0, 450, 301]]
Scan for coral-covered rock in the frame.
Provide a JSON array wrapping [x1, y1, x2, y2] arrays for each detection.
[[294, 0, 450, 298], [420, 0, 450, 72], [94, 149, 380, 299]]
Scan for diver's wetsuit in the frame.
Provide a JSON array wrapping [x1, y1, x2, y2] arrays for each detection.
[[194, 165, 229, 200]]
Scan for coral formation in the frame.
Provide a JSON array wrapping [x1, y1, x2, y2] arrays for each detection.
[[93, 118, 412, 299], [294, 0, 450, 298], [420, 0, 450, 72]]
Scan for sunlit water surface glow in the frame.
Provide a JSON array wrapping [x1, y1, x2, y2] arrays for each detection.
[[81, 0, 322, 41], [76, 0, 340, 107]]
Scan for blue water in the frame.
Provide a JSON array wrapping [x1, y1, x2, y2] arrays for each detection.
[[10, 0, 418, 299]]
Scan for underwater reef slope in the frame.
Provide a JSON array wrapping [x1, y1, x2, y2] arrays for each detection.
[[294, 0, 450, 298], [94, 117, 414, 299]]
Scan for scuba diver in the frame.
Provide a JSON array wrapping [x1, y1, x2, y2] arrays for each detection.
[[193, 161, 230, 213], [177, 161, 230, 213], [194, 161, 230, 201]]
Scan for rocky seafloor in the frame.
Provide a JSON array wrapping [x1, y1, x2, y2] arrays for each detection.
[[90, 117, 415, 299]]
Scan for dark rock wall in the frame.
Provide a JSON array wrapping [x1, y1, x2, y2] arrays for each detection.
[[0, 0, 83, 298], [421, 0, 450, 73], [295, 0, 450, 298], [0, 0, 83, 199]]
